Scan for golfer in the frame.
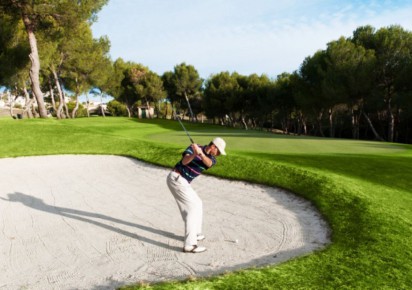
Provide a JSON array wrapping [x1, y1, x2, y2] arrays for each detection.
[[167, 137, 227, 253]]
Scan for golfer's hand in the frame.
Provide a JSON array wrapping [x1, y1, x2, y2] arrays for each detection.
[[182, 144, 202, 165], [192, 144, 202, 155]]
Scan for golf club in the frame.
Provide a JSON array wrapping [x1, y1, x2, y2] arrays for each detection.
[[184, 94, 195, 122], [173, 106, 195, 144]]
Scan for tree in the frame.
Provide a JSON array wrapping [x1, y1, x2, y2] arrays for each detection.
[[117, 64, 140, 117], [238, 74, 273, 129], [106, 58, 127, 97], [272, 73, 297, 134], [120, 64, 165, 118], [203, 72, 235, 125], [107, 58, 134, 117], [0, 13, 29, 86], [295, 50, 328, 137], [288, 72, 312, 135], [162, 71, 178, 118], [60, 25, 111, 118], [86, 37, 112, 118], [229, 73, 248, 129], [0, 13, 34, 118], [121, 64, 149, 116], [141, 72, 166, 118], [353, 25, 412, 142], [324, 37, 377, 139], [0, 0, 109, 118], [173, 63, 203, 121], [42, 21, 77, 119]]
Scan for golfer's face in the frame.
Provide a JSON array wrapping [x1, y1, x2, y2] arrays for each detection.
[[210, 144, 220, 156]]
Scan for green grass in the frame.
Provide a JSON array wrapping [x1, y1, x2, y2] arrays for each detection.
[[1, 117, 411, 289]]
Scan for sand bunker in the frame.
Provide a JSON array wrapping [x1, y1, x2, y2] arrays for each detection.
[[0, 155, 330, 289]]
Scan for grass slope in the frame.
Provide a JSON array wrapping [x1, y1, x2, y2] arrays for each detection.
[[0, 117, 411, 289]]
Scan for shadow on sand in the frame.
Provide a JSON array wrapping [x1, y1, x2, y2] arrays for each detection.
[[1, 192, 182, 252]]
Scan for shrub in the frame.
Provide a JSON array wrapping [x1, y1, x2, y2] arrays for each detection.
[[107, 100, 128, 116]]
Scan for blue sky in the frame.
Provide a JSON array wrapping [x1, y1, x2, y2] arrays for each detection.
[[93, 0, 412, 80]]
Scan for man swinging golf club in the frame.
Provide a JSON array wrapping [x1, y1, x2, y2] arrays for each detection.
[[167, 137, 227, 253]]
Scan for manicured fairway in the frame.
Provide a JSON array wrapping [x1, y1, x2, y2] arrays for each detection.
[[0, 117, 411, 289]]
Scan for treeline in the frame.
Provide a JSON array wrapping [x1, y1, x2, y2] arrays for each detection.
[[1, 1, 411, 143], [202, 25, 412, 143]]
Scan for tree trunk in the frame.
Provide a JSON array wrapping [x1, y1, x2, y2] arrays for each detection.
[[100, 93, 106, 117], [316, 110, 325, 137], [328, 107, 335, 137], [72, 95, 79, 118], [298, 111, 307, 135], [363, 112, 385, 141], [351, 108, 360, 139], [7, 91, 15, 118], [62, 88, 70, 118], [252, 118, 257, 129], [126, 106, 131, 118], [51, 68, 64, 119], [282, 118, 289, 134], [156, 101, 160, 118], [23, 86, 34, 119], [303, 119, 308, 135], [24, 99, 35, 119], [22, 14, 47, 118], [228, 114, 235, 127], [387, 98, 395, 142], [296, 114, 301, 135], [48, 78, 57, 116], [145, 99, 151, 118], [241, 114, 248, 130]]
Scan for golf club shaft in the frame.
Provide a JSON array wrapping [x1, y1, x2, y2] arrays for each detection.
[[176, 116, 195, 144], [172, 105, 195, 144], [183, 93, 195, 122]]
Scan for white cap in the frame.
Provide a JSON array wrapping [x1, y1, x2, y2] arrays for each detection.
[[212, 137, 226, 155]]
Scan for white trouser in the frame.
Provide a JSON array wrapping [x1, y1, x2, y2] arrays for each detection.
[[167, 171, 203, 247]]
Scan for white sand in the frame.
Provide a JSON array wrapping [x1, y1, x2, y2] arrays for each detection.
[[0, 155, 330, 290]]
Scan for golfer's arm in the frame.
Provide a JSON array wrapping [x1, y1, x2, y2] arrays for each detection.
[[198, 153, 213, 168], [182, 153, 196, 165], [181, 153, 212, 168]]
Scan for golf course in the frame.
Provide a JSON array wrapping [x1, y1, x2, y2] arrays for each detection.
[[0, 117, 411, 289]]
